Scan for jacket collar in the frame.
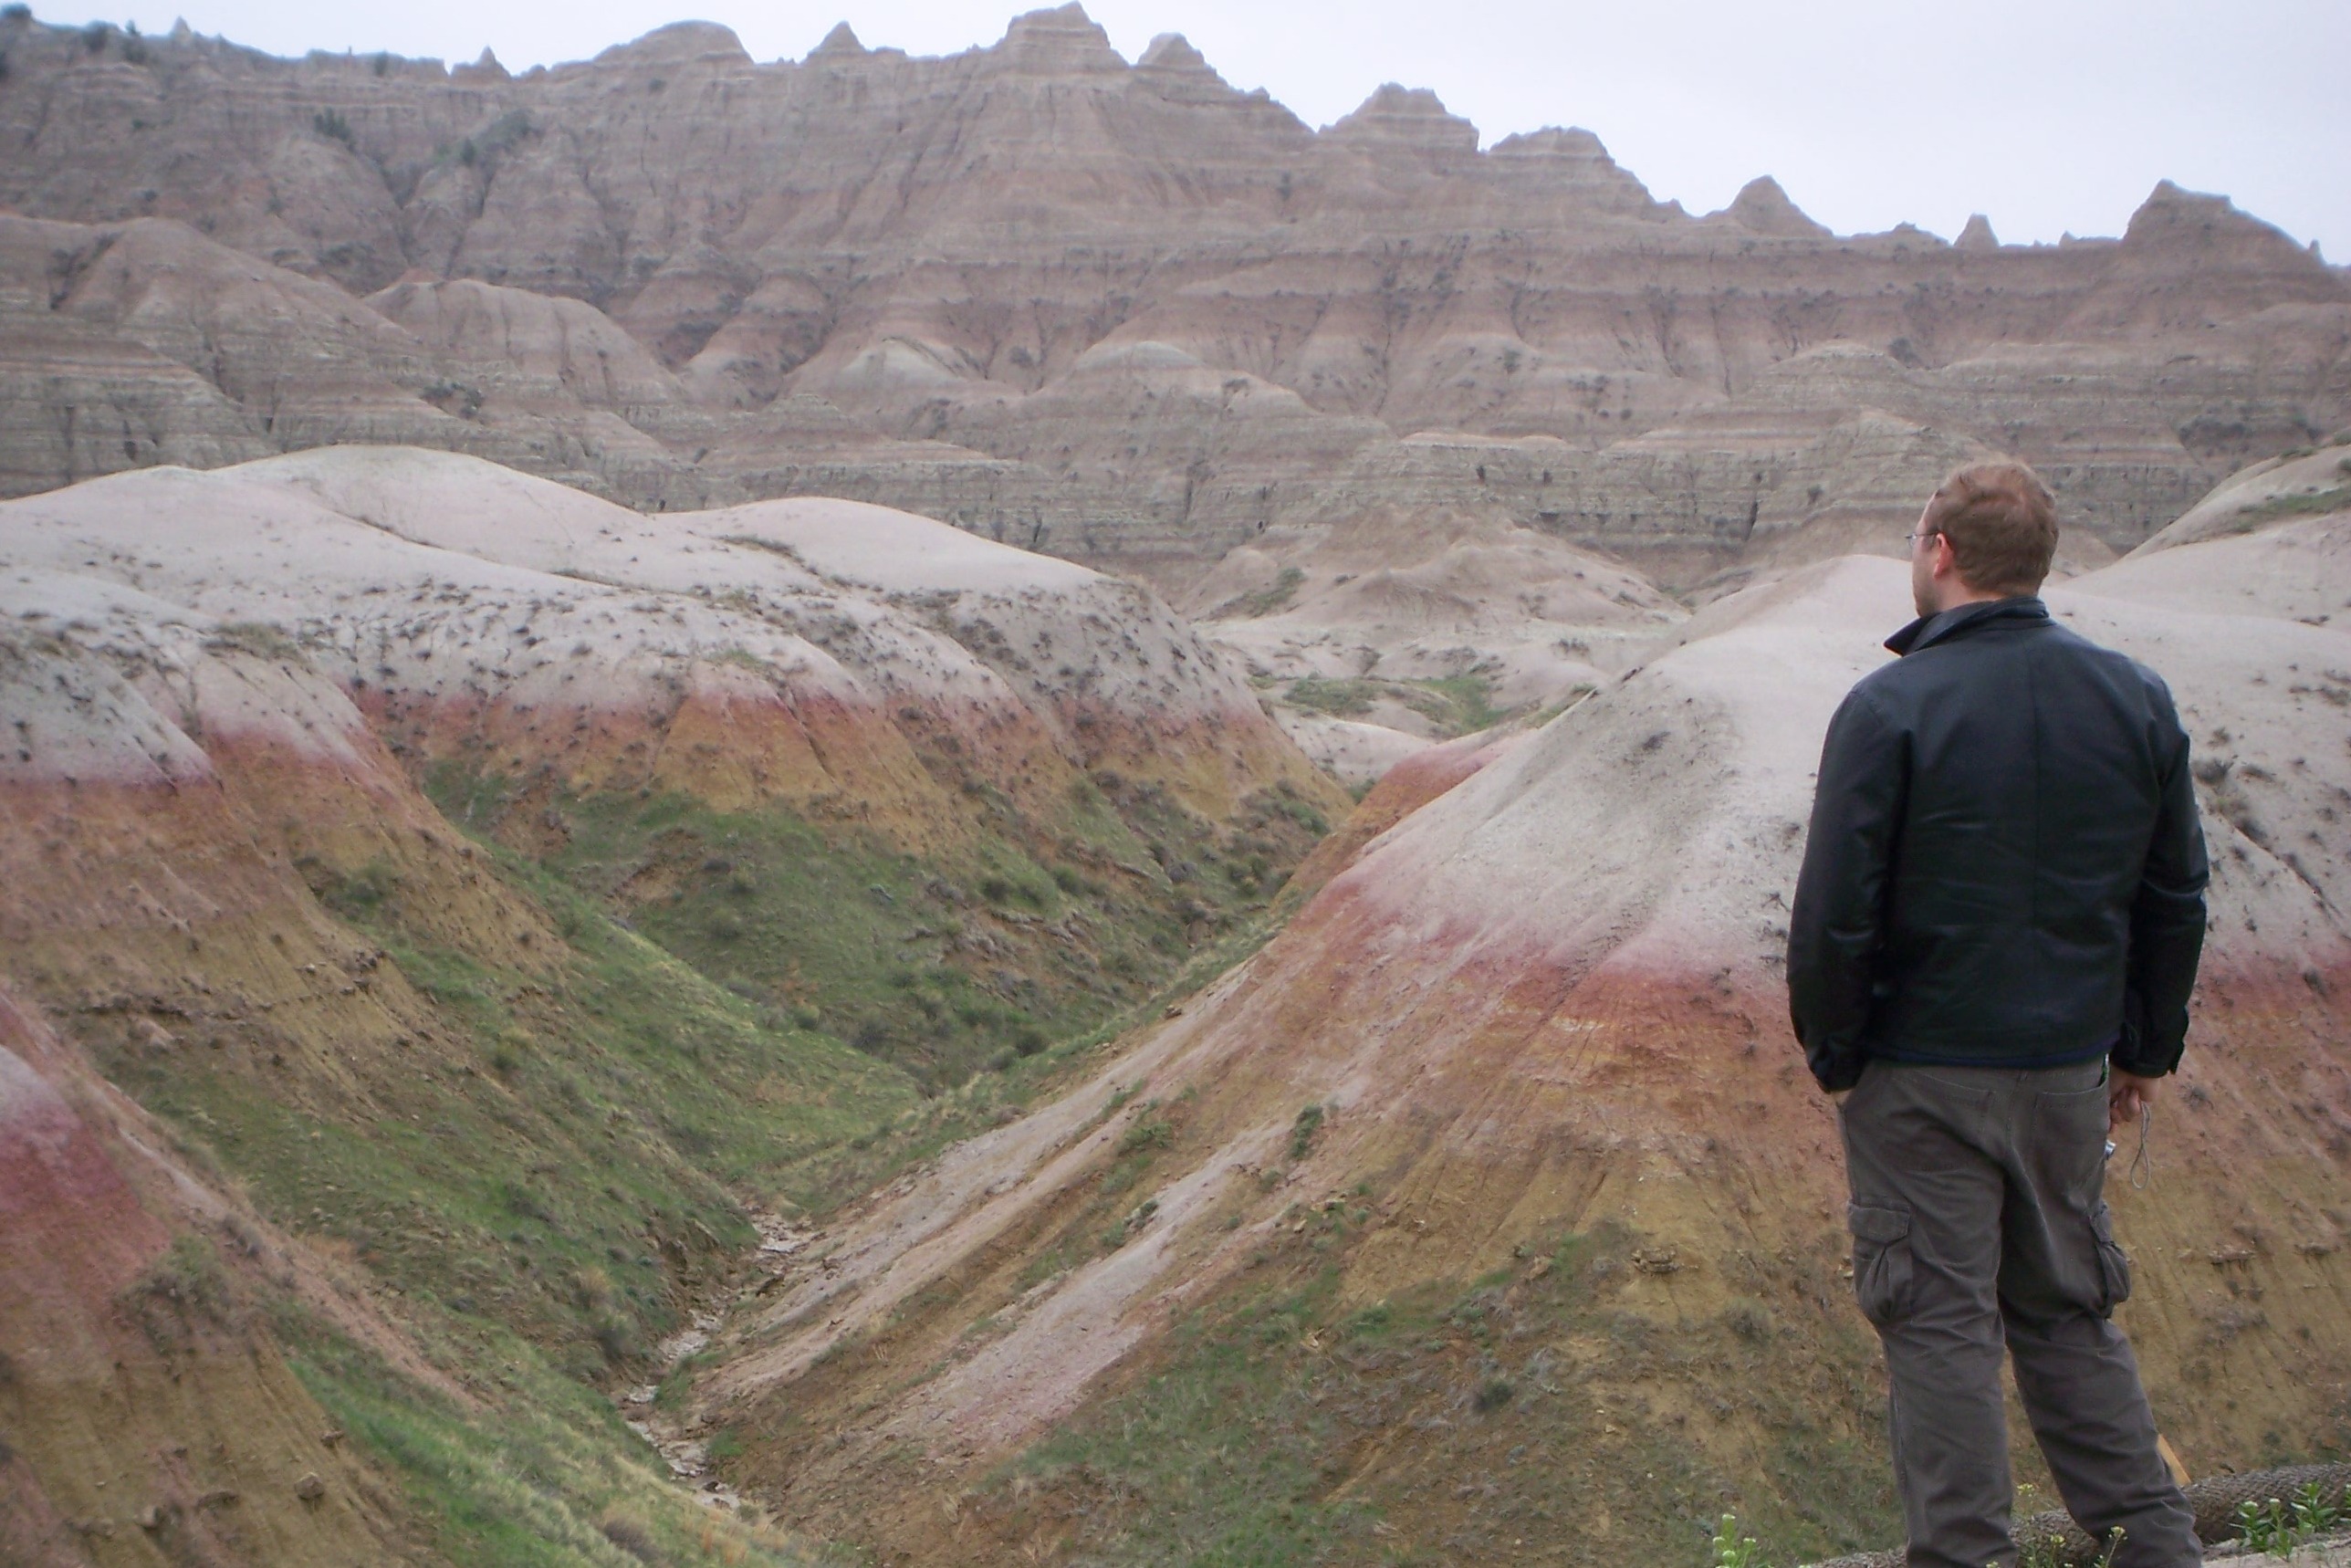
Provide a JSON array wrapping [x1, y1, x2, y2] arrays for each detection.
[[1885, 595, 2050, 657]]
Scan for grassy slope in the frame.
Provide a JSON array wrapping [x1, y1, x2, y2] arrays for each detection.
[[103, 852, 911, 1379], [71, 815, 912, 1566], [972, 1221, 1901, 1568], [427, 765, 1329, 1096], [68, 749, 1330, 1564], [276, 1297, 820, 1568]]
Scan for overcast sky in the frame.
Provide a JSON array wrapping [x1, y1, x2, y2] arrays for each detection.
[[45, 0, 2350, 260]]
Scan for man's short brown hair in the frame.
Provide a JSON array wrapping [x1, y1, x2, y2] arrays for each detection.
[[1921, 461, 2058, 595]]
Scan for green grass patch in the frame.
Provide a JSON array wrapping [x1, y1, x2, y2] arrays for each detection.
[[980, 1224, 1901, 1568], [422, 765, 1329, 1098], [120, 838, 913, 1375], [2220, 481, 2351, 535], [1286, 677, 1379, 718], [276, 1301, 811, 1567], [1280, 672, 1515, 739], [1211, 565, 1306, 620]]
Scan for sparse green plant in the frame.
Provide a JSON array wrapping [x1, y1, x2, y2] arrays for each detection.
[[1117, 1116, 1172, 1155], [1213, 565, 1305, 620], [1711, 1512, 1769, 1568], [1286, 676, 1377, 717], [118, 1234, 236, 1349], [312, 108, 356, 149], [205, 620, 304, 661], [1289, 1102, 1324, 1160], [2237, 1483, 2349, 1555]]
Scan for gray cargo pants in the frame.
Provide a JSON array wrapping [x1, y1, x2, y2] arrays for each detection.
[[1839, 1059, 2199, 1568]]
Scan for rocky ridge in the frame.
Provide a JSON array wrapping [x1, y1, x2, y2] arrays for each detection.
[[1, 5, 2346, 585]]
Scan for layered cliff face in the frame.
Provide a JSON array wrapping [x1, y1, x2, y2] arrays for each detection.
[[674, 507, 2351, 1563], [2, 5, 2345, 584]]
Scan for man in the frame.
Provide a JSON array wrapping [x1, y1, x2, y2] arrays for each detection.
[[1787, 461, 2210, 1568]]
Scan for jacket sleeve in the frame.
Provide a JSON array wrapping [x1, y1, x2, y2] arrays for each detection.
[[1787, 685, 1907, 1092], [2113, 682, 2210, 1076]]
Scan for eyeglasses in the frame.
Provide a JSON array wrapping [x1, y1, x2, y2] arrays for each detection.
[[1906, 528, 1941, 549]]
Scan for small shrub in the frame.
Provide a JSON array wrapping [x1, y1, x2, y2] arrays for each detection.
[[590, 1312, 639, 1364], [204, 620, 303, 661], [314, 857, 400, 917], [79, 19, 110, 51], [1289, 1103, 1324, 1161], [1116, 1117, 1172, 1155], [1474, 1376, 1513, 1412], [118, 1235, 235, 1348], [312, 108, 356, 149], [1214, 565, 1305, 619], [599, 1511, 658, 1562]]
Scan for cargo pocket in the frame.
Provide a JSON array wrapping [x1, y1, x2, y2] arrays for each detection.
[[1847, 1204, 1916, 1327], [2090, 1202, 2132, 1317]]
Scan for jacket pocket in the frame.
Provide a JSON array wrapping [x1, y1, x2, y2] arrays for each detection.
[[2090, 1202, 2132, 1316], [1848, 1203, 1916, 1327]]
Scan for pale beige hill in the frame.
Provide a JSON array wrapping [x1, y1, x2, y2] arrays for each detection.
[[0, 213, 736, 508], [683, 532, 2351, 1563], [2131, 436, 2351, 553], [1186, 503, 1683, 779], [5, 447, 1338, 844], [2078, 512, 2351, 627]]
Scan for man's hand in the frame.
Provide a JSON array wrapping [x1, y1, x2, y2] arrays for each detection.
[[2109, 1068, 2161, 1133]]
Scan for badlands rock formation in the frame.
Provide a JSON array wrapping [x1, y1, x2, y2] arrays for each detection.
[[1187, 506, 1684, 783], [675, 494, 2351, 1563], [0, 447, 1339, 1085], [0, 446, 1348, 1561], [3, 5, 2346, 583]]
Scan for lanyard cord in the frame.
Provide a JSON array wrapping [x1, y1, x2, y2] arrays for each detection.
[[2129, 1103, 2154, 1190]]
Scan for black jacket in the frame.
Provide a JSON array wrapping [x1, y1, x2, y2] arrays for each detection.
[[1787, 597, 2209, 1092]]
